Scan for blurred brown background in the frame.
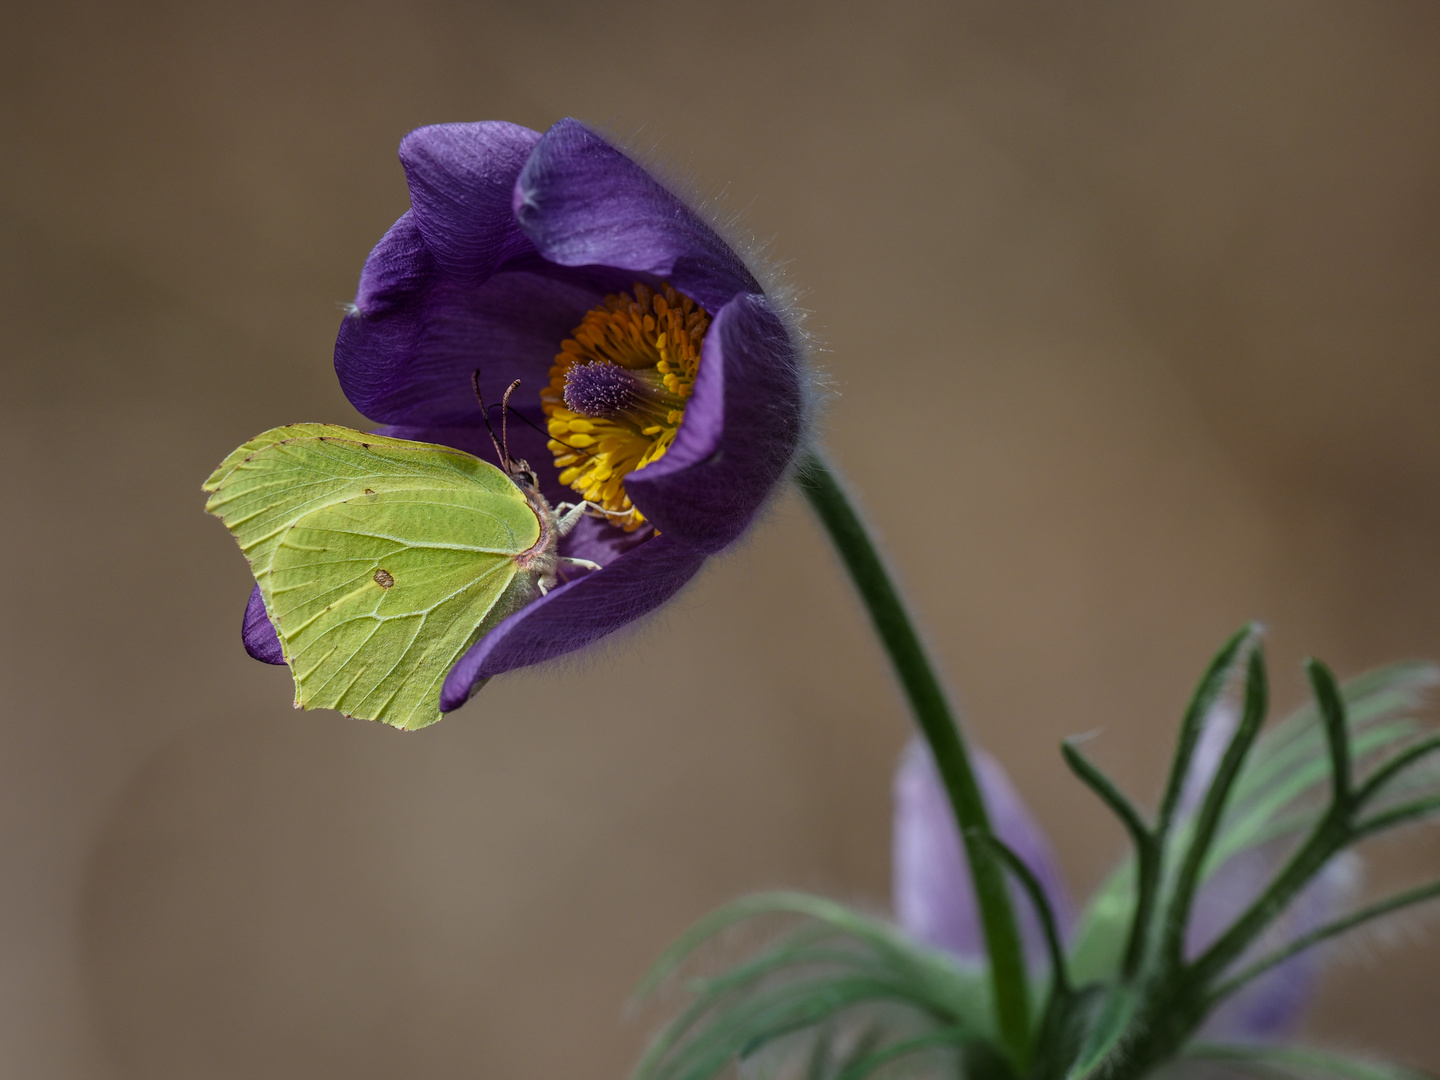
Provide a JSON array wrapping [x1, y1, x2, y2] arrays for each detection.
[[2, 1, 1439, 1076]]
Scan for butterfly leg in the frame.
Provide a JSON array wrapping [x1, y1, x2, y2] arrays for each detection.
[[559, 556, 602, 572], [553, 501, 595, 537], [556, 500, 642, 534], [537, 557, 601, 596]]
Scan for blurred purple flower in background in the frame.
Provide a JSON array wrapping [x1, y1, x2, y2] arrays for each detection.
[[895, 715, 1356, 1039], [894, 740, 1075, 966], [243, 118, 807, 708]]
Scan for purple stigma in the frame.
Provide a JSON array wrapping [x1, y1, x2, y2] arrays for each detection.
[[564, 362, 640, 418]]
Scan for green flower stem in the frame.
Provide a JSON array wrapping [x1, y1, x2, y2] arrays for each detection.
[[795, 449, 1031, 1065]]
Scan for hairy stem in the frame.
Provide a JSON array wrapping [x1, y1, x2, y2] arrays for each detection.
[[795, 449, 1031, 1065]]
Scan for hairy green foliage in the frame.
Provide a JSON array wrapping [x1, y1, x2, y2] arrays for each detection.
[[1066, 645, 1440, 1080], [1068, 654, 1440, 988], [1184, 1043, 1436, 1080], [633, 893, 999, 1080], [205, 425, 544, 730], [638, 634, 1440, 1080]]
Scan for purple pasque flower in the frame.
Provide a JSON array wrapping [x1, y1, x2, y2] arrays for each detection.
[[1173, 700, 1361, 1040], [242, 118, 807, 710], [894, 722, 1350, 1038], [894, 740, 1075, 966]]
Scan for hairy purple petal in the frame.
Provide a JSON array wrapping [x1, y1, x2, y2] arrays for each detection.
[[440, 533, 706, 709], [399, 122, 541, 287], [894, 740, 1074, 964], [513, 118, 759, 312], [1194, 849, 1360, 1040], [337, 250, 637, 427], [351, 210, 438, 321], [1175, 694, 1358, 1038], [624, 293, 804, 553], [555, 513, 654, 567], [305, 119, 809, 694], [242, 584, 284, 665]]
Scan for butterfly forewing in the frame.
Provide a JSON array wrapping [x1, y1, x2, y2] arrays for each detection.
[[206, 425, 544, 730], [204, 426, 524, 587], [203, 423, 347, 492]]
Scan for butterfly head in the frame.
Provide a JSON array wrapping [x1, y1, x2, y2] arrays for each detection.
[[472, 373, 535, 485], [472, 371, 599, 508], [505, 458, 540, 493]]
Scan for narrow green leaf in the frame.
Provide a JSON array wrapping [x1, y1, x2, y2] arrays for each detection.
[[1186, 1042, 1437, 1080], [1067, 861, 1136, 986], [634, 893, 941, 1002], [1157, 625, 1258, 838], [1211, 878, 1440, 1003], [1257, 661, 1440, 760], [1357, 733, 1440, 808], [1306, 658, 1352, 804], [1164, 646, 1269, 965], [644, 975, 934, 1080], [1060, 740, 1156, 977], [631, 892, 995, 1080], [980, 833, 1071, 996], [1065, 986, 1137, 1080], [1061, 741, 1151, 853], [834, 1029, 974, 1080], [637, 939, 889, 1077], [1232, 660, 1439, 809], [1356, 795, 1440, 838], [690, 940, 871, 998], [1209, 721, 1419, 873]]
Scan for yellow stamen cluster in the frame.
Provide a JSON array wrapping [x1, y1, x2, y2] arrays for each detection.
[[543, 283, 709, 531]]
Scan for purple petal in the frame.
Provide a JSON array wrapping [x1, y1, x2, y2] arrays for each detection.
[[336, 240, 637, 427], [894, 740, 1074, 965], [624, 293, 805, 553], [553, 513, 654, 567], [399, 122, 541, 287], [349, 210, 437, 318], [1175, 687, 1359, 1038], [1196, 850, 1360, 1040], [440, 533, 706, 709], [513, 119, 759, 312], [242, 584, 285, 665]]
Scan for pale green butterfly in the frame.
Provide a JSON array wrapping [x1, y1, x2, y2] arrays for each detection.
[[203, 382, 601, 731]]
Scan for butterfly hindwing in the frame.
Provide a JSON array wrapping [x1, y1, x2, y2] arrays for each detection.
[[205, 425, 543, 730]]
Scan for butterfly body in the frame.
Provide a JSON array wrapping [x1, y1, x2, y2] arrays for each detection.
[[204, 424, 593, 730]]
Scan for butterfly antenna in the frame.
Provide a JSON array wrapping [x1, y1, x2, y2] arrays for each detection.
[[500, 379, 522, 470], [471, 370, 508, 468], [494, 401, 598, 459]]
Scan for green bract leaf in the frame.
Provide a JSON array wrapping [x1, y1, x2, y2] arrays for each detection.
[[205, 425, 546, 730], [1184, 1043, 1437, 1080], [1067, 861, 1135, 986], [1065, 986, 1136, 1080], [632, 892, 998, 1080]]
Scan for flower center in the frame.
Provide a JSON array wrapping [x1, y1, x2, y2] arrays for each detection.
[[561, 362, 683, 428], [542, 283, 708, 531]]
